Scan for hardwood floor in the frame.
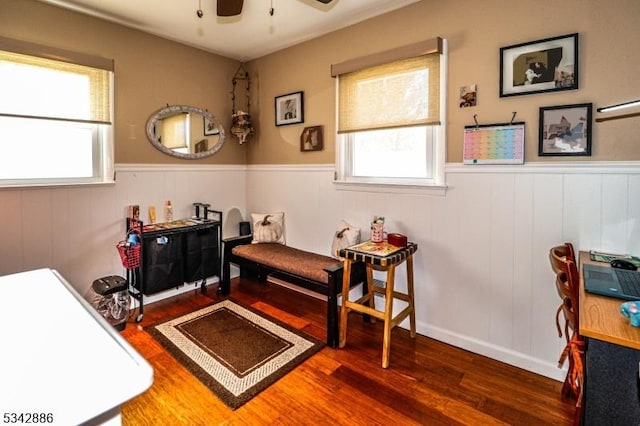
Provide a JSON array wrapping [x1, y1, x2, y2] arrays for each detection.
[[121, 277, 575, 425]]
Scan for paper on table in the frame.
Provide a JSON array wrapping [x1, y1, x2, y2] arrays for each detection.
[[589, 250, 640, 266]]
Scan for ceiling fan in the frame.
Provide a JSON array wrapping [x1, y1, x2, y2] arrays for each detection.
[[217, 0, 334, 17]]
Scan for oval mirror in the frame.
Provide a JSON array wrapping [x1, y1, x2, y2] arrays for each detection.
[[146, 105, 226, 159]]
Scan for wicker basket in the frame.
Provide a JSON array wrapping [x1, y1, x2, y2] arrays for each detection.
[[116, 240, 140, 269]]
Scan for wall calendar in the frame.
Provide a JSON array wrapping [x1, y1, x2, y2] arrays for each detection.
[[463, 122, 525, 165]]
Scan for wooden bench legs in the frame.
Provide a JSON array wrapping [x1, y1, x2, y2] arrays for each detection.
[[325, 263, 344, 348], [221, 237, 364, 348]]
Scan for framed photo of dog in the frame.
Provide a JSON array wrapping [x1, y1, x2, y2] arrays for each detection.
[[500, 33, 578, 97]]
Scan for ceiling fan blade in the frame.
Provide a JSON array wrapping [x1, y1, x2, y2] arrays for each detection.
[[217, 0, 244, 17]]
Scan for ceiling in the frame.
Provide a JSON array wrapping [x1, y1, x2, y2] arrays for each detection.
[[38, 0, 420, 61]]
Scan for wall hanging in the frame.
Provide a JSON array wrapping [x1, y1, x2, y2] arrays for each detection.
[[500, 33, 578, 97], [463, 113, 524, 165], [275, 91, 304, 126], [300, 126, 323, 151], [230, 64, 254, 144], [538, 103, 592, 156]]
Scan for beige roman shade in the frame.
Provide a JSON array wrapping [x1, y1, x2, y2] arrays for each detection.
[[332, 37, 442, 134], [0, 36, 113, 124], [162, 114, 189, 149]]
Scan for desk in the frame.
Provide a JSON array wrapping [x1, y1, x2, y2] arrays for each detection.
[[0, 269, 153, 425], [580, 251, 640, 348], [579, 251, 640, 425], [338, 241, 417, 368]]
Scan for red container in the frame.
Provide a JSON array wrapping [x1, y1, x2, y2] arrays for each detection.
[[387, 233, 407, 247], [117, 242, 141, 269]]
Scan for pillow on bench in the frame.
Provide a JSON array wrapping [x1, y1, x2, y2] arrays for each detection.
[[251, 212, 285, 244], [331, 219, 360, 259]]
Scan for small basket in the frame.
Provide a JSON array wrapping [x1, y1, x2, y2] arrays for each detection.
[[117, 240, 141, 269]]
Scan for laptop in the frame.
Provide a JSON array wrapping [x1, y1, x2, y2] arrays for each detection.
[[583, 263, 640, 300]]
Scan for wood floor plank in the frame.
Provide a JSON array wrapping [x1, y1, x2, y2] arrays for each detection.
[[120, 277, 575, 425]]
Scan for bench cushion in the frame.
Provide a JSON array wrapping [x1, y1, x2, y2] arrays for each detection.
[[232, 243, 341, 284]]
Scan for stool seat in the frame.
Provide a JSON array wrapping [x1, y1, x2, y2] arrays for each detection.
[[338, 241, 417, 368]]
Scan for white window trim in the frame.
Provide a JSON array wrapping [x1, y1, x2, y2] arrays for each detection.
[[333, 39, 448, 191], [0, 37, 115, 188]]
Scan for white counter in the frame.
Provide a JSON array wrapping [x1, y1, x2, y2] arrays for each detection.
[[0, 269, 153, 425]]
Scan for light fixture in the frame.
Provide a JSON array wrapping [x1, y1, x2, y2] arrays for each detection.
[[597, 99, 640, 113]]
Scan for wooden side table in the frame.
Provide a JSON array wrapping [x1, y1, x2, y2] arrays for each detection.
[[338, 241, 417, 368]]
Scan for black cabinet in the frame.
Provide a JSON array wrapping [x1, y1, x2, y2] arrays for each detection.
[[584, 337, 640, 425], [125, 214, 221, 321], [142, 231, 185, 294], [184, 226, 220, 283]]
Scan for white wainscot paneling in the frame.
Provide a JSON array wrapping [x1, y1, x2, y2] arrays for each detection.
[[5, 161, 640, 381], [0, 164, 247, 301], [244, 162, 640, 382]]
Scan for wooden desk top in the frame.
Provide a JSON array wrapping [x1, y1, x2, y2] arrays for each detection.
[[579, 251, 640, 349]]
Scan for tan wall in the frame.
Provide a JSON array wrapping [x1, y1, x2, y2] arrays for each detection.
[[248, 0, 640, 164], [0, 0, 246, 164], [4, 0, 638, 166]]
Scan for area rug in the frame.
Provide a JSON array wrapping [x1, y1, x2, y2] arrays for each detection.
[[147, 299, 324, 409]]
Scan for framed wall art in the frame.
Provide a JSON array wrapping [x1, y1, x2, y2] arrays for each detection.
[[538, 103, 592, 157], [300, 126, 323, 152], [275, 91, 304, 126], [195, 139, 207, 153], [500, 33, 578, 97], [204, 116, 219, 135]]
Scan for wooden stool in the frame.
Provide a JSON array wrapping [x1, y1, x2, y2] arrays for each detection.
[[338, 241, 417, 368]]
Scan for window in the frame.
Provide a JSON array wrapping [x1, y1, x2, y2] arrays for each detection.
[[0, 37, 114, 187], [159, 113, 190, 154], [333, 38, 446, 188]]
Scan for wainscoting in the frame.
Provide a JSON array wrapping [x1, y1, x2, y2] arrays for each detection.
[[1, 161, 638, 381], [0, 164, 247, 301], [245, 161, 640, 381]]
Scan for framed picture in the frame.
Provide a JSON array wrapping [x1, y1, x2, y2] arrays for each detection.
[[204, 116, 219, 136], [275, 91, 304, 126], [500, 33, 578, 97], [195, 139, 207, 153], [300, 126, 323, 152], [539, 103, 592, 156]]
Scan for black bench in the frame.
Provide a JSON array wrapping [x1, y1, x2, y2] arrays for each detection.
[[220, 235, 364, 348]]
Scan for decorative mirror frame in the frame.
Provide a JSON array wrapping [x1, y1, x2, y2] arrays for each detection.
[[146, 104, 226, 160]]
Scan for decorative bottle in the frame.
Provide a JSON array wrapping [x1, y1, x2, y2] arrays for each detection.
[[165, 200, 173, 222]]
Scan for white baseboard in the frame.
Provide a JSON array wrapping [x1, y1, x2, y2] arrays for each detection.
[[418, 321, 566, 382]]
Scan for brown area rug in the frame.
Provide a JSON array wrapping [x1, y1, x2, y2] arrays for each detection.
[[147, 299, 324, 409]]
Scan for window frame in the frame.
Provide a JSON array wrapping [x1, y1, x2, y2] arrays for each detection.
[[0, 36, 115, 188], [332, 38, 447, 191]]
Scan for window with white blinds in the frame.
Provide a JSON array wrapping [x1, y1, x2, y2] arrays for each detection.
[[0, 37, 114, 186]]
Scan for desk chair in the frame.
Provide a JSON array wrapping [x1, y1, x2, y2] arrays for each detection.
[[549, 243, 584, 426], [549, 242, 576, 272], [549, 243, 579, 343]]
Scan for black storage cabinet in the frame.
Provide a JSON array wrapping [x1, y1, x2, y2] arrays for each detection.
[[125, 214, 222, 322], [143, 232, 185, 294], [185, 226, 220, 283]]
